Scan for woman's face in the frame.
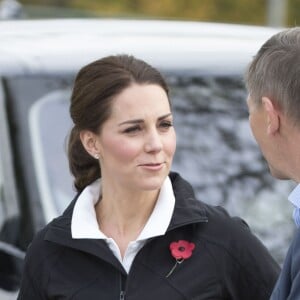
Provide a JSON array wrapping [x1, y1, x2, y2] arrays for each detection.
[[95, 83, 176, 192]]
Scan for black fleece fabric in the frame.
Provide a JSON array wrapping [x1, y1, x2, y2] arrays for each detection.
[[17, 172, 280, 299]]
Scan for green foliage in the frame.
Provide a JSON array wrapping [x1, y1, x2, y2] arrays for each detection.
[[289, 0, 300, 26], [18, 0, 299, 26]]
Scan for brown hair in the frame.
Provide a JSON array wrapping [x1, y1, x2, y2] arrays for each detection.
[[68, 54, 170, 192]]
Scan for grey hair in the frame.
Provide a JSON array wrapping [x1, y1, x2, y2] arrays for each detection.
[[245, 27, 300, 126]]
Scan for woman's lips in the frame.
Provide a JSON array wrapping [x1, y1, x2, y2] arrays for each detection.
[[139, 163, 164, 170]]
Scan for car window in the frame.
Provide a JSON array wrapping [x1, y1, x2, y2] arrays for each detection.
[[4, 76, 74, 231], [0, 153, 5, 231], [0, 80, 20, 232], [0, 81, 7, 229], [29, 89, 75, 222]]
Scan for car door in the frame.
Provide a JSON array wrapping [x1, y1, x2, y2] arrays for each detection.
[[0, 78, 24, 293]]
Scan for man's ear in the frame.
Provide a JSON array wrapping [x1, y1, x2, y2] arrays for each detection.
[[79, 130, 100, 158], [262, 96, 280, 135]]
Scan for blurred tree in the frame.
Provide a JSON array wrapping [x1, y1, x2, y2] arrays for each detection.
[[289, 0, 300, 26], [201, 0, 266, 24], [18, 0, 299, 26]]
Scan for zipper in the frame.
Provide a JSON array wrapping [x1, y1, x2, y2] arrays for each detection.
[[120, 290, 125, 300], [119, 273, 126, 300]]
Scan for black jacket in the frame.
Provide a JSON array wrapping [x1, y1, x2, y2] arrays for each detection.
[[270, 228, 300, 299], [18, 172, 280, 299]]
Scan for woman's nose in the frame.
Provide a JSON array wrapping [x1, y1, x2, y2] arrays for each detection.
[[144, 130, 163, 153]]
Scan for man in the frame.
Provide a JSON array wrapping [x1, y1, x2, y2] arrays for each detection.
[[245, 27, 300, 299]]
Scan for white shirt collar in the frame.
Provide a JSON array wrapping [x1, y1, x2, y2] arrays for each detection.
[[71, 176, 175, 240], [288, 184, 300, 208]]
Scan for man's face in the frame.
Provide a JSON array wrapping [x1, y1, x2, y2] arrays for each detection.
[[247, 95, 289, 180]]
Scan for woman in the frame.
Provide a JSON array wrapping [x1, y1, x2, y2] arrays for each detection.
[[18, 54, 279, 299]]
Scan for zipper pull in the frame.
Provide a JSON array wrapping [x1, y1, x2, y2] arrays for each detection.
[[120, 291, 125, 300]]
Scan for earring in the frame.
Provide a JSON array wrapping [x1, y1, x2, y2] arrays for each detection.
[[94, 154, 99, 160]]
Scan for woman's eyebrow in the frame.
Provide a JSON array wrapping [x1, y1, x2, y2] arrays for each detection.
[[158, 113, 172, 120], [118, 119, 143, 126], [118, 113, 172, 126]]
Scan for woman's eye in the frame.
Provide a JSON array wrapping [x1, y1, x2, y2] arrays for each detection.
[[123, 125, 141, 134], [160, 121, 173, 129]]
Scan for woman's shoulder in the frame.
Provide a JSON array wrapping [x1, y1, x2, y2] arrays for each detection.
[[196, 201, 265, 252], [201, 201, 249, 231], [25, 206, 75, 268], [170, 172, 250, 230], [25, 223, 64, 265], [197, 202, 280, 275], [24, 195, 80, 269], [170, 171, 252, 240]]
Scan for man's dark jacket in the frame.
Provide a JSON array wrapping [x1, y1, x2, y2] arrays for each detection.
[[271, 228, 300, 299], [17, 172, 280, 299]]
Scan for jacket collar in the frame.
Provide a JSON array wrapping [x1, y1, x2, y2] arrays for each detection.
[[71, 176, 175, 240], [44, 172, 208, 271], [168, 172, 208, 230]]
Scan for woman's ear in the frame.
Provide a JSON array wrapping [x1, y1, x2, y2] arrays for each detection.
[[262, 97, 280, 135], [80, 130, 100, 159]]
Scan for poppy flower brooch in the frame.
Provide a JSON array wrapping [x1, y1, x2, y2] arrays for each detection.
[[166, 240, 195, 278]]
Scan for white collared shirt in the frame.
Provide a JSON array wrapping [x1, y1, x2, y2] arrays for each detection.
[[71, 176, 175, 273]]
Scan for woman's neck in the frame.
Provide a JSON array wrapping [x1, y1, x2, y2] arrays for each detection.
[[95, 186, 159, 257]]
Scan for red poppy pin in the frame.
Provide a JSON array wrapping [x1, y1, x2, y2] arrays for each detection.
[[166, 240, 195, 278]]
